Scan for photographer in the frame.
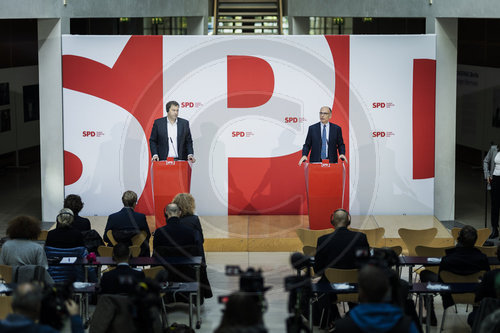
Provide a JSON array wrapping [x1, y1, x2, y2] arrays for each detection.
[[335, 265, 418, 333], [214, 292, 267, 333], [0, 282, 83, 333]]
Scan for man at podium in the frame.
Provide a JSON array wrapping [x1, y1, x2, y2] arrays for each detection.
[[298, 106, 346, 165], [150, 100, 196, 162]]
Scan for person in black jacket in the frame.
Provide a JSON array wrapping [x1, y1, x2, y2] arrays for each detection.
[[45, 208, 85, 249], [172, 193, 205, 244], [63, 194, 91, 232], [99, 243, 145, 295], [420, 225, 490, 325], [104, 190, 151, 256]]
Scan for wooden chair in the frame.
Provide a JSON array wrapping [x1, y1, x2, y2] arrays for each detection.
[[0, 265, 13, 283], [387, 246, 403, 256], [143, 266, 166, 280], [295, 228, 332, 255], [302, 246, 316, 257], [106, 230, 118, 246], [97, 246, 114, 257], [451, 227, 490, 246], [350, 227, 385, 248], [324, 268, 358, 304], [37, 230, 49, 241], [131, 231, 147, 247], [476, 245, 497, 257], [415, 245, 454, 275], [0, 295, 13, 319], [398, 228, 438, 256], [129, 245, 141, 257], [439, 270, 485, 332]]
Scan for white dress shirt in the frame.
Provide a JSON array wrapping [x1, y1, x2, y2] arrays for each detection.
[[167, 118, 178, 158]]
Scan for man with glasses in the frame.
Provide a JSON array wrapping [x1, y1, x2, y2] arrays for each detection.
[[298, 106, 346, 166]]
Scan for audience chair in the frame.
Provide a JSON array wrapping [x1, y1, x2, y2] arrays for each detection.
[[143, 266, 166, 280], [476, 245, 497, 257], [386, 245, 403, 256], [45, 246, 92, 283], [131, 231, 147, 248], [97, 246, 114, 257], [439, 270, 485, 332], [129, 245, 141, 257], [0, 295, 13, 319], [324, 268, 359, 305], [0, 264, 13, 283], [106, 230, 118, 246], [37, 230, 48, 241], [451, 227, 490, 246], [350, 227, 385, 248], [415, 245, 454, 275], [302, 245, 316, 257], [398, 228, 438, 256], [295, 228, 332, 256]]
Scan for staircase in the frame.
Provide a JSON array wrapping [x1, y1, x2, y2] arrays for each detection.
[[214, 0, 283, 35]]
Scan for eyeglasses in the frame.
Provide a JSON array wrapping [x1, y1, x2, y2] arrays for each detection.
[[319, 112, 330, 115]]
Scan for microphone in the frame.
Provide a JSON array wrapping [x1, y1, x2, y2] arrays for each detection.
[[169, 137, 179, 159]]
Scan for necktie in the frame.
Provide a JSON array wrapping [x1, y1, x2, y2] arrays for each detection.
[[321, 125, 327, 159]]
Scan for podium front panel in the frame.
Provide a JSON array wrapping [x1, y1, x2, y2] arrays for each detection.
[[152, 161, 191, 228]]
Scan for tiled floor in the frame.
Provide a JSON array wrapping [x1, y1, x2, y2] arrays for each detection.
[[0, 160, 491, 332]]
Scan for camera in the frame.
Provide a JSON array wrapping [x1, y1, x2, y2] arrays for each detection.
[[40, 283, 74, 330]]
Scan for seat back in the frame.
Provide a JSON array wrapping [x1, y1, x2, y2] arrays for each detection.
[[387, 246, 403, 256], [0, 295, 13, 319], [476, 245, 498, 258], [440, 270, 485, 305], [451, 227, 490, 246], [415, 245, 454, 274], [97, 246, 114, 257], [38, 230, 49, 241], [129, 245, 141, 257], [295, 228, 332, 252], [131, 231, 147, 247], [0, 264, 13, 283], [349, 227, 385, 248], [398, 228, 438, 256], [143, 266, 166, 280], [45, 246, 88, 283], [324, 268, 358, 303], [302, 246, 316, 257]]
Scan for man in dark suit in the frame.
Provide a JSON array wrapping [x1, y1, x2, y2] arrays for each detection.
[[314, 209, 369, 279], [313, 209, 369, 327], [298, 106, 346, 165], [100, 243, 145, 295], [149, 100, 195, 162], [104, 190, 151, 256]]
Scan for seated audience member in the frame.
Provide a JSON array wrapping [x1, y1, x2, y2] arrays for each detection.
[[154, 203, 212, 299], [468, 246, 500, 327], [104, 190, 151, 256], [214, 292, 267, 333], [100, 243, 145, 295], [314, 209, 370, 278], [312, 209, 370, 326], [335, 265, 418, 333], [45, 208, 85, 249], [172, 193, 205, 243], [0, 216, 48, 269], [420, 225, 490, 325], [0, 283, 83, 333], [63, 194, 91, 232]]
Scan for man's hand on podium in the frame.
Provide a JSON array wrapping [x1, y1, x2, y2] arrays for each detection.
[[188, 154, 196, 163], [339, 154, 347, 163], [152, 155, 159, 162], [298, 155, 308, 166]]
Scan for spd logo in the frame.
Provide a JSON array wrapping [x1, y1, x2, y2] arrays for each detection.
[[284, 117, 306, 123], [181, 102, 203, 108], [372, 102, 395, 109], [232, 131, 254, 138], [372, 131, 395, 138], [82, 131, 104, 137]]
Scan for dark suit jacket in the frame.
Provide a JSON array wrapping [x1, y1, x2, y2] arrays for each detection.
[[73, 214, 91, 232], [439, 246, 490, 276], [302, 122, 345, 163], [153, 217, 202, 251], [180, 215, 204, 243], [99, 264, 145, 295], [149, 117, 194, 160], [45, 227, 85, 249], [314, 227, 369, 278], [104, 207, 151, 245]]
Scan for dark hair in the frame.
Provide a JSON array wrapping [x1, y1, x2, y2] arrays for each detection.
[[113, 243, 131, 261], [122, 191, 138, 207], [7, 216, 41, 240], [64, 194, 84, 215], [165, 100, 179, 113], [12, 283, 43, 320], [358, 265, 389, 303], [458, 225, 477, 248], [215, 292, 263, 332]]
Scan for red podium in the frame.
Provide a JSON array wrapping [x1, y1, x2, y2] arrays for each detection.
[[151, 160, 192, 228], [305, 162, 346, 230]]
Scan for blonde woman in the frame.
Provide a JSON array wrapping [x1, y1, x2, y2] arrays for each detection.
[[172, 193, 204, 243]]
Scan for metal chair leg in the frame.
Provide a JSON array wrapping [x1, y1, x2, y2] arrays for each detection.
[[440, 307, 446, 332]]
